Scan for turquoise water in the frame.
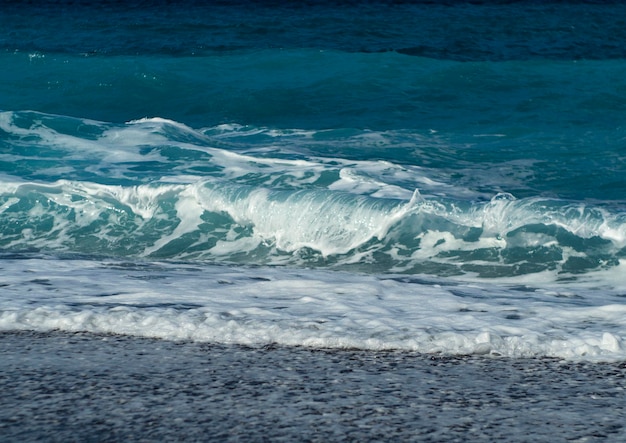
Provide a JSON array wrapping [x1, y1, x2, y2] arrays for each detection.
[[1, 1, 626, 359]]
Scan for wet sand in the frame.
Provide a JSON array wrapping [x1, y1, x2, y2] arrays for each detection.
[[1, 330, 625, 442]]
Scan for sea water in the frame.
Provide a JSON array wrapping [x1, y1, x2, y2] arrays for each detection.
[[2, 0, 626, 361]]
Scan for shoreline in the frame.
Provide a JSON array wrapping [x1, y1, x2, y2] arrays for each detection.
[[1, 330, 625, 442]]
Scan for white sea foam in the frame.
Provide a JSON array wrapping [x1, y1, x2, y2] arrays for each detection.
[[0, 111, 157, 165], [1, 257, 625, 361], [0, 112, 518, 202]]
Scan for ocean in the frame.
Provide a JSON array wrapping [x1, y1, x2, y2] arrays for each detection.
[[1, 0, 626, 440]]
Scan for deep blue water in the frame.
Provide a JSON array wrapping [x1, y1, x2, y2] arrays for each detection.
[[1, 1, 626, 359]]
